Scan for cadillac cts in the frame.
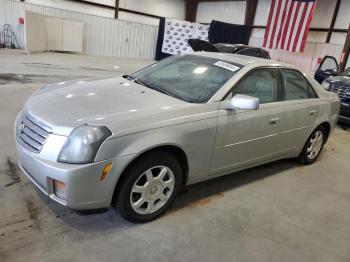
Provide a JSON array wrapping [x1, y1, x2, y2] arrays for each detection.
[[15, 53, 340, 222]]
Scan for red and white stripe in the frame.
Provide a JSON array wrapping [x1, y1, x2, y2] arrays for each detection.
[[263, 0, 316, 53]]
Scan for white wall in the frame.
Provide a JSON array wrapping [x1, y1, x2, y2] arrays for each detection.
[[45, 15, 84, 53], [22, 0, 185, 26], [196, 1, 246, 24], [310, 0, 337, 29], [119, 0, 185, 21], [334, 0, 350, 29], [1, 0, 158, 58], [25, 10, 46, 52], [249, 33, 343, 75], [26, 11, 84, 53], [118, 12, 159, 26], [24, 2, 158, 59], [330, 33, 347, 45], [253, 0, 269, 26], [25, 0, 114, 17]]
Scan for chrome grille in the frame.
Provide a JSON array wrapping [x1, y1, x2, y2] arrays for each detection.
[[17, 114, 51, 153]]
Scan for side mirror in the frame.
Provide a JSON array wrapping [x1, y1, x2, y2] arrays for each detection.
[[225, 94, 259, 110]]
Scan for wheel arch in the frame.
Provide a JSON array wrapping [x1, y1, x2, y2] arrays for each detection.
[[310, 111, 333, 143], [111, 144, 189, 205], [296, 119, 332, 159], [319, 121, 331, 142]]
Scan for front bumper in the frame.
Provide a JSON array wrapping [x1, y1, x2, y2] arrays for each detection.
[[16, 141, 134, 210]]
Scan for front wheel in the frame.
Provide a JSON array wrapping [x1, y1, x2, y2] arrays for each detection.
[[116, 151, 182, 223], [297, 126, 326, 165]]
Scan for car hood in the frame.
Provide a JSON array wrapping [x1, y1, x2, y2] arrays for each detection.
[[25, 77, 190, 136], [326, 75, 350, 86]]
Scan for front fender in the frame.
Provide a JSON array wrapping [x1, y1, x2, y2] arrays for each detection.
[[95, 117, 218, 180]]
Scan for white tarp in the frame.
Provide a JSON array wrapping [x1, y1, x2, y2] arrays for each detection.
[[162, 18, 209, 55]]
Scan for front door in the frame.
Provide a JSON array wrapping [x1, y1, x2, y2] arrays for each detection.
[[314, 56, 339, 84], [211, 68, 288, 173]]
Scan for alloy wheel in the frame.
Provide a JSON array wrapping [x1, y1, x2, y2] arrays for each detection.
[[306, 130, 323, 160], [130, 165, 175, 215]]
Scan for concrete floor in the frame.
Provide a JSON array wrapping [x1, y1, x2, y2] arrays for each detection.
[[1, 51, 350, 262]]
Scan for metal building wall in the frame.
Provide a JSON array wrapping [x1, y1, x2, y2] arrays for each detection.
[[1, 0, 158, 59], [25, 3, 158, 59], [196, 1, 246, 24], [0, 0, 25, 48], [25, 0, 186, 26]]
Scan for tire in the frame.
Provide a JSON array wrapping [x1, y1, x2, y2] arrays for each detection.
[[297, 126, 326, 165], [116, 151, 182, 223]]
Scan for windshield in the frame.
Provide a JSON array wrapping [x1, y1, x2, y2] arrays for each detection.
[[342, 67, 350, 76], [130, 55, 243, 103]]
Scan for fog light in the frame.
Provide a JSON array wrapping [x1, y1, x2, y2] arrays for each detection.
[[100, 163, 113, 181], [53, 180, 66, 200]]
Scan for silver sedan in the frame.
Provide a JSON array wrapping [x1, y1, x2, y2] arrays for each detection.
[[14, 52, 340, 222]]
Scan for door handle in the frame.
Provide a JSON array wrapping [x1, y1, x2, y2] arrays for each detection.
[[309, 110, 317, 116], [269, 117, 280, 125]]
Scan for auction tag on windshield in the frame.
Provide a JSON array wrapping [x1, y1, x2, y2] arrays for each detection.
[[214, 61, 240, 72]]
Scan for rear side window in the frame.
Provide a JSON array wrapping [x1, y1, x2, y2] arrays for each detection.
[[281, 69, 317, 100]]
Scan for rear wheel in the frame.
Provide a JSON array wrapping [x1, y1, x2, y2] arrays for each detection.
[[297, 126, 326, 165], [116, 151, 182, 223]]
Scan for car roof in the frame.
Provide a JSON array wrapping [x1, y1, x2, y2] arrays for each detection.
[[189, 51, 293, 68]]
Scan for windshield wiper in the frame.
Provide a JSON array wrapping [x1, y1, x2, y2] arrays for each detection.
[[122, 75, 148, 87]]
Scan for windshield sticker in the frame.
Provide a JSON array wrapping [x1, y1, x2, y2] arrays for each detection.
[[214, 61, 240, 72]]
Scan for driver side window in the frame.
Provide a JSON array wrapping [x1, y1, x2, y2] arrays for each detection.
[[231, 68, 279, 104]]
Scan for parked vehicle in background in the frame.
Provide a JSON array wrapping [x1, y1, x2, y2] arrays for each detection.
[[188, 39, 271, 59], [314, 56, 340, 84], [15, 52, 339, 223], [321, 67, 350, 125]]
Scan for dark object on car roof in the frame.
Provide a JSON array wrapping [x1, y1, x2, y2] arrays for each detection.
[[188, 39, 270, 59], [188, 39, 219, 52]]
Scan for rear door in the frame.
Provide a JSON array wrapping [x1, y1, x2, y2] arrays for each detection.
[[314, 56, 339, 83], [280, 68, 320, 151]]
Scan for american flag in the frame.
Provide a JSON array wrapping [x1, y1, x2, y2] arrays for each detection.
[[263, 0, 316, 53]]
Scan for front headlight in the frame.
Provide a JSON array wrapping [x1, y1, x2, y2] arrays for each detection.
[[57, 125, 112, 164], [321, 80, 331, 91]]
